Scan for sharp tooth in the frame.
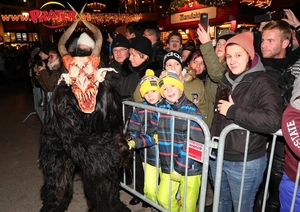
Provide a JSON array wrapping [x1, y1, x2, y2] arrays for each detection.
[[83, 93, 87, 102]]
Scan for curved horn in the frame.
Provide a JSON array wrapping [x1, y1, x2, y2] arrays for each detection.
[[82, 20, 103, 57], [58, 3, 87, 57], [58, 21, 78, 57]]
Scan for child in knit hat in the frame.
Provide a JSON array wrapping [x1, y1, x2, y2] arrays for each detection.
[[126, 69, 163, 206], [162, 50, 206, 116], [156, 70, 204, 212]]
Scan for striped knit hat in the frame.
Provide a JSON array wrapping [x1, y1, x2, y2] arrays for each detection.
[[225, 32, 255, 60], [158, 71, 184, 97], [140, 69, 159, 97]]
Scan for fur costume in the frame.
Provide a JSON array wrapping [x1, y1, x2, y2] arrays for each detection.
[[38, 4, 131, 212]]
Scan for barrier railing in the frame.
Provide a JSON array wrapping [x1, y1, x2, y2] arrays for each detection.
[[23, 80, 45, 123], [121, 101, 300, 212], [121, 100, 215, 212], [213, 124, 299, 212]]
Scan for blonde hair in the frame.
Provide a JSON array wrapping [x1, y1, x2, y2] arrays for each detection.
[[129, 48, 148, 60], [183, 67, 197, 82]]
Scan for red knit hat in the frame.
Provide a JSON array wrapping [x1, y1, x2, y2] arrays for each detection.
[[225, 32, 255, 60], [281, 104, 300, 156]]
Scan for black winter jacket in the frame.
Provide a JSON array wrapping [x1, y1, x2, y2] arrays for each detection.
[[211, 55, 283, 161]]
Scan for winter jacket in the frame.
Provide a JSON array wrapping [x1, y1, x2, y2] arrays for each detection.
[[183, 75, 206, 119], [152, 41, 167, 69], [254, 30, 300, 108], [157, 94, 204, 176], [108, 59, 139, 100], [282, 105, 300, 184], [282, 75, 300, 184], [37, 62, 62, 92], [200, 41, 227, 128], [127, 99, 164, 166], [211, 54, 283, 161]]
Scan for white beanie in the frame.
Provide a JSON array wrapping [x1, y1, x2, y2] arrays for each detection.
[[77, 32, 95, 49]]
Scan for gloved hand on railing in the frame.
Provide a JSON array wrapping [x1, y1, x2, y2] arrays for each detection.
[[170, 170, 181, 182], [127, 140, 135, 150]]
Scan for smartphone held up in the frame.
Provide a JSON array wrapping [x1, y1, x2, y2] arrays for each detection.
[[200, 13, 209, 31]]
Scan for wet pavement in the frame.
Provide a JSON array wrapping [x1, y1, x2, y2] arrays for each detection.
[[0, 80, 151, 212]]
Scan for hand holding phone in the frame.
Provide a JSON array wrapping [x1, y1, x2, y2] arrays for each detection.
[[200, 13, 209, 32], [219, 88, 229, 101]]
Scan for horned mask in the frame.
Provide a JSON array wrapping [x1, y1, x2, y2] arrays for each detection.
[[58, 3, 116, 113]]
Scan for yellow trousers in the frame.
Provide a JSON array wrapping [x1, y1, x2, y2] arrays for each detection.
[[157, 172, 201, 212]]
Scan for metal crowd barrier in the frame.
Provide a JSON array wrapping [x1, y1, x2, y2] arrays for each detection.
[[23, 80, 45, 123], [121, 101, 300, 212], [121, 101, 214, 212], [213, 124, 299, 212]]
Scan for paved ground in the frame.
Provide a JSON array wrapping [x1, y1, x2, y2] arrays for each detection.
[[0, 80, 151, 212]]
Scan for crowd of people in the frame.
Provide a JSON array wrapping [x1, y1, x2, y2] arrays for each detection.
[[2, 7, 300, 212]]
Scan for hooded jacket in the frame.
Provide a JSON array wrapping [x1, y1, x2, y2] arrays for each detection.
[[211, 54, 283, 161], [157, 94, 204, 176], [127, 99, 164, 166], [282, 75, 300, 184]]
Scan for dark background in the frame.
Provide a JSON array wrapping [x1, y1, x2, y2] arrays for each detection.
[[59, 1, 120, 13]]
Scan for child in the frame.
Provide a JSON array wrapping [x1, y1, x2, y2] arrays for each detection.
[[156, 70, 204, 212], [126, 69, 163, 205]]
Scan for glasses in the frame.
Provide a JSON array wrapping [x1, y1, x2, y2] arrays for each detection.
[[112, 48, 128, 54]]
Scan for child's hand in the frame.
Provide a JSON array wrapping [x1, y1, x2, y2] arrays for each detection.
[[127, 140, 135, 150], [170, 170, 181, 182]]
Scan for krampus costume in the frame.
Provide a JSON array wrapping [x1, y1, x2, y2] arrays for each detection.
[[38, 4, 131, 212]]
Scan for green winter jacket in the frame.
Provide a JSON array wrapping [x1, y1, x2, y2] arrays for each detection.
[[199, 41, 227, 128]]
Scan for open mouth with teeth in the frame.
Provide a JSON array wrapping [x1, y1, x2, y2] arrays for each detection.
[[72, 83, 98, 113]]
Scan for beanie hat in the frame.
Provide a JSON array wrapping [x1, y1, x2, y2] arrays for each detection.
[[139, 69, 159, 97], [219, 29, 235, 37], [158, 70, 184, 97], [225, 32, 255, 60], [112, 34, 130, 49], [40, 42, 56, 55], [129, 36, 152, 57], [163, 50, 183, 70], [77, 32, 95, 49], [217, 34, 235, 43]]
